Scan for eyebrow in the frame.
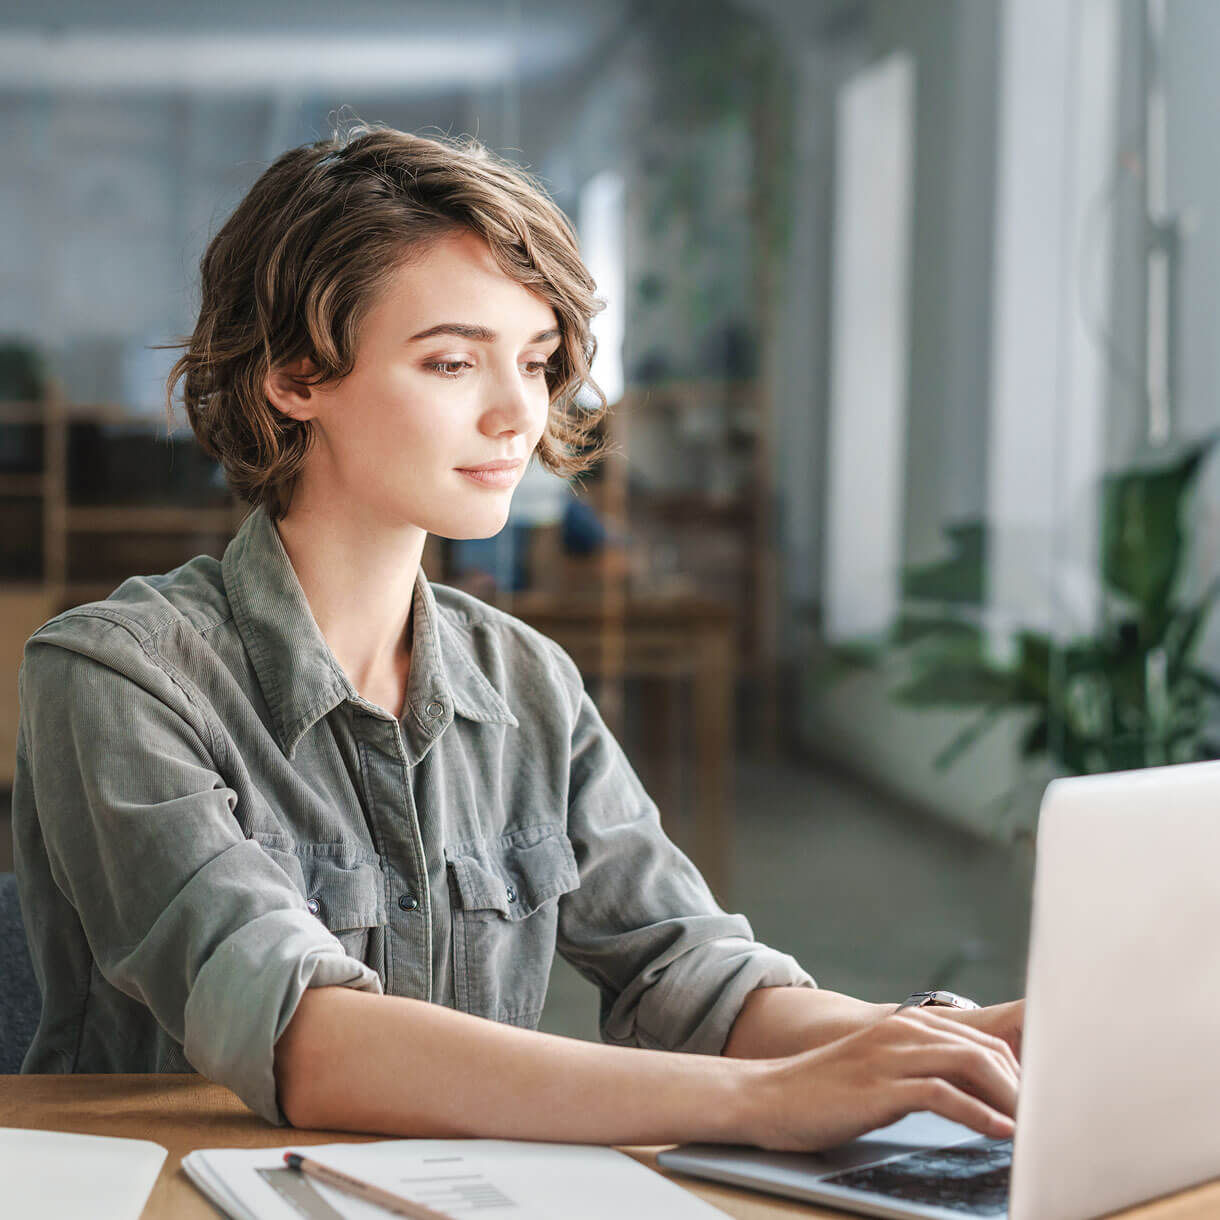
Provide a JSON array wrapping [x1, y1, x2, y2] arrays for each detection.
[[407, 323, 561, 344]]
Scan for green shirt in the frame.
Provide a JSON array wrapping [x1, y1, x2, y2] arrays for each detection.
[[12, 504, 813, 1124]]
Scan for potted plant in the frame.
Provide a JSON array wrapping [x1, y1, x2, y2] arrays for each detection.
[[834, 434, 1220, 836]]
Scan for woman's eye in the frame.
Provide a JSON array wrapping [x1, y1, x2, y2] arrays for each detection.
[[425, 360, 473, 378], [425, 359, 551, 379]]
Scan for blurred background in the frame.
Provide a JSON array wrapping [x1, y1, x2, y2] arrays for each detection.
[[2, 0, 1218, 1037]]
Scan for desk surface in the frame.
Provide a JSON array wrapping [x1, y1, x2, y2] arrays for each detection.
[[2, 1075, 1218, 1220]]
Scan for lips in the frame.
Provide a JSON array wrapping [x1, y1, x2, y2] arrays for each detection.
[[456, 460, 523, 488], [456, 459, 522, 473]]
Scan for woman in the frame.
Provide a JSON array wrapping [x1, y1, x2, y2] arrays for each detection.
[[13, 125, 1022, 1150]]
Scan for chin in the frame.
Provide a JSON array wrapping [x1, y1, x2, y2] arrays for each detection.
[[429, 511, 513, 542]]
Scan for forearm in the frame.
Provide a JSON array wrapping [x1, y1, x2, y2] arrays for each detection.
[[275, 985, 764, 1143], [723, 986, 900, 1059]]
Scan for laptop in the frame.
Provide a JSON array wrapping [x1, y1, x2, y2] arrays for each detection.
[[659, 759, 1220, 1219]]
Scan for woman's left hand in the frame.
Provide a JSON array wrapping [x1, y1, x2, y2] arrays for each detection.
[[930, 999, 1024, 1061]]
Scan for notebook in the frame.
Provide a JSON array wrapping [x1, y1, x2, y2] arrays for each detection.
[[2, 1125, 167, 1220], [183, 1137, 732, 1219]]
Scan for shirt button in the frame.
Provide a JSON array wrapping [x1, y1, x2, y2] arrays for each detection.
[[398, 893, 420, 912], [505, 884, 517, 903], [425, 700, 445, 718], [306, 898, 321, 916]]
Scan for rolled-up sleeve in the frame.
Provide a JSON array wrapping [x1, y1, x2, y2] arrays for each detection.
[[556, 687, 815, 1056], [18, 628, 381, 1124]]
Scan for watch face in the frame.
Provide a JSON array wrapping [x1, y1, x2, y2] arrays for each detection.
[[929, 991, 980, 1009], [899, 990, 980, 1011]]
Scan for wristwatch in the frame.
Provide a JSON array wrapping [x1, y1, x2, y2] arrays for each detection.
[[896, 990, 981, 1012]]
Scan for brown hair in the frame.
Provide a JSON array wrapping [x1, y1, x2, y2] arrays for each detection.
[[164, 121, 606, 518]]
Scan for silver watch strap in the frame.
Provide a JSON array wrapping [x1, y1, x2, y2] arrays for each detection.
[[896, 989, 981, 1012]]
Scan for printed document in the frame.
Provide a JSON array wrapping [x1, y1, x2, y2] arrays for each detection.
[[183, 1138, 730, 1219]]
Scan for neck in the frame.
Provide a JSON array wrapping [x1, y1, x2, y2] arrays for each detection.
[[274, 493, 427, 718]]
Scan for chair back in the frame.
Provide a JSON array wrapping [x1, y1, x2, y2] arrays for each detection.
[[0, 872, 40, 1072]]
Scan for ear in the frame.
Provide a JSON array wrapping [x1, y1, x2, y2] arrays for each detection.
[[264, 357, 322, 422]]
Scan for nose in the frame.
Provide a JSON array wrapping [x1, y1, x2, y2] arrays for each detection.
[[478, 362, 544, 441]]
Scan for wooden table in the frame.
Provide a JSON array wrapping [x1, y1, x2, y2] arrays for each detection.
[[3, 1076, 1220, 1219]]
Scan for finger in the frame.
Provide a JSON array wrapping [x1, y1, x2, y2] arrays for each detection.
[[896, 1009, 1021, 1082], [898, 1077, 1016, 1141], [885, 1014, 1020, 1103], [945, 1001, 1024, 1061], [888, 1009, 1020, 1088], [910, 1009, 1021, 1082], [987, 999, 1025, 1060], [896, 1043, 1019, 1118]]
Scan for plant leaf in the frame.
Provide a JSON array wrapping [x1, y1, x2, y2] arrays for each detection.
[[1100, 434, 1217, 613], [1184, 666, 1220, 700], [894, 662, 1017, 707], [932, 703, 1009, 770], [1019, 715, 1050, 759], [902, 519, 986, 605]]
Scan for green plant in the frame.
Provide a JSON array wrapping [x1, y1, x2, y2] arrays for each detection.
[[841, 435, 1220, 780]]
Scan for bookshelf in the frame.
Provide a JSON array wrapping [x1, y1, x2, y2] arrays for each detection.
[[0, 379, 246, 785], [613, 376, 776, 739]]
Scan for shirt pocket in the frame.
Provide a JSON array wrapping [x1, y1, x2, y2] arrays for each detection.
[[253, 834, 387, 965], [445, 824, 580, 1025]]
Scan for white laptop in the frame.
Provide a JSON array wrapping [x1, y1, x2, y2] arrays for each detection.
[[659, 759, 1220, 1220]]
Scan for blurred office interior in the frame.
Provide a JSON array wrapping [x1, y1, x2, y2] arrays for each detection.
[[1, 0, 1218, 1036]]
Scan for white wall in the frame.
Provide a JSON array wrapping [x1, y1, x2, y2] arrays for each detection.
[[0, 94, 298, 403], [1162, 0, 1220, 670], [985, 0, 1119, 651], [0, 84, 575, 407], [776, 0, 1000, 653], [799, 0, 1126, 839], [823, 51, 915, 642]]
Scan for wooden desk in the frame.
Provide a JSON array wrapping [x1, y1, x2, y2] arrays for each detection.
[[3, 1076, 1219, 1220]]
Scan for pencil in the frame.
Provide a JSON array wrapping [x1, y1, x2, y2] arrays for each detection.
[[283, 1151, 459, 1220]]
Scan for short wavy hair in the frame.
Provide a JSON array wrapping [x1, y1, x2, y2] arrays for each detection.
[[165, 122, 607, 518]]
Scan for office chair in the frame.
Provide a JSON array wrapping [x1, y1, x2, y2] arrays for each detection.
[[0, 872, 40, 1072]]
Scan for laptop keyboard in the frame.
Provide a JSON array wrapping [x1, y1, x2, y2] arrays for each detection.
[[822, 1137, 1013, 1216]]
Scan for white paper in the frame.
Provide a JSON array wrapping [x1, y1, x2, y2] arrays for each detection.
[[1, 1126, 167, 1220], [183, 1138, 730, 1220]]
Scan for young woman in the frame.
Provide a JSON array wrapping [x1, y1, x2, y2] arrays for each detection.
[[13, 125, 1022, 1150]]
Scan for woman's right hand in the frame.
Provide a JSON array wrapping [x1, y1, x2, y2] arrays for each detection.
[[744, 1006, 1020, 1152]]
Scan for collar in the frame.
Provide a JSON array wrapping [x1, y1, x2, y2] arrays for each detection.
[[222, 506, 515, 759]]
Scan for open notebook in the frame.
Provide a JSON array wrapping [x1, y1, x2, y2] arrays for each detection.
[[3, 1126, 167, 1220], [183, 1138, 731, 1220]]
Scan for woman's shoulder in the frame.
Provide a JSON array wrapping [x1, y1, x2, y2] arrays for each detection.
[[18, 556, 234, 762], [25, 553, 231, 667]]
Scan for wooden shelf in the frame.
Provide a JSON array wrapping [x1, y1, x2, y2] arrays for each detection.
[[0, 402, 45, 425], [0, 381, 242, 603], [65, 506, 238, 534], [0, 400, 167, 426], [0, 473, 44, 496], [62, 581, 124, 605]]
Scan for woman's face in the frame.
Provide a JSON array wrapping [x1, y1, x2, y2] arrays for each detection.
[[278, 228, 562, 539]]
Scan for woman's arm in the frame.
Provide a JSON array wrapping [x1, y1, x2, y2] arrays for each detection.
[[723, 986, 900, 1059], [274, 985, 1020, 1151], [551, 683, 819, 1057], [15, 629, 384, 1123], [723, 987, 1025, 1061], [275, 986, 747, 1143]]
